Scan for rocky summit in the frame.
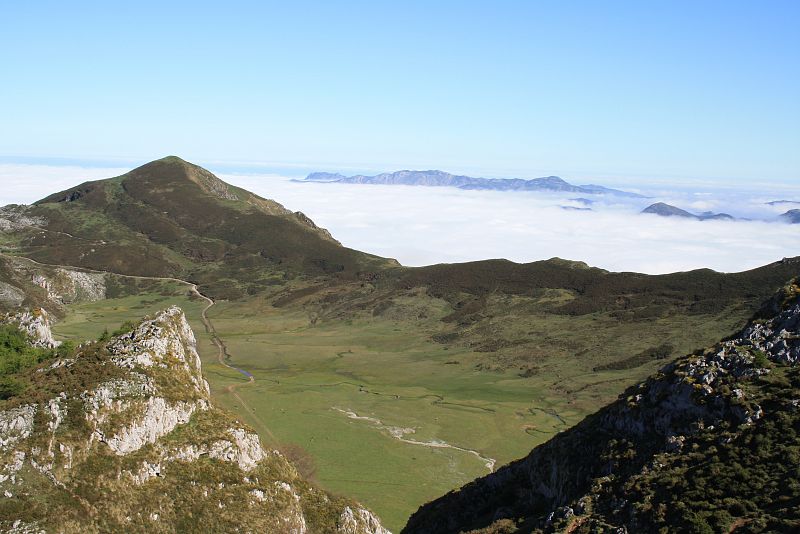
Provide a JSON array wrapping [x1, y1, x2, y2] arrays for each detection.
[[403, 281, 800, 533], [0, 306, 388, 534]]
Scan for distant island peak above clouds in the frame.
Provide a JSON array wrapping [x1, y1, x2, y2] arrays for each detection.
[[641, 202, 735, 221], [304, 169, 646, 198]]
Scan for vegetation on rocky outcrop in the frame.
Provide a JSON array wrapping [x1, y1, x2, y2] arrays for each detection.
[[403, 281, 800, 533], [0, 255, 106, 317], [0, 306, 388, 533]]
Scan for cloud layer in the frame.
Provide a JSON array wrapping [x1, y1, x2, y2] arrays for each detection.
[[221, 174, 800, 275], [0, 164, 129, 205], [1, 164, 798, 275]]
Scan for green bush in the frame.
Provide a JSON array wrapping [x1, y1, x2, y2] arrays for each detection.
[[752, 349, 769, 368], [0, 324, 55, 377], [0, 323, 61, 402], [56, 340, 76, 358], [0, 376, 23, 399], [111, 320, 137, 337], [687, 514, 714, 534]]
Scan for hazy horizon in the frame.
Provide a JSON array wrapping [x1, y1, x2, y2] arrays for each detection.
[[3, 154, 800, 192], [3, 160, 798, 276]]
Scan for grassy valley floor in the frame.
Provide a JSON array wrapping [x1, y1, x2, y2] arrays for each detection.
[[206, 303, 580, 530], [51, 286, 751, 531]]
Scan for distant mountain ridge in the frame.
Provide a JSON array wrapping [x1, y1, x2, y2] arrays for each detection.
[[642, 202, 735, 221], [305, 170, 645, 198], [766, 200, 800, 207], [781, 209, 800, 224]]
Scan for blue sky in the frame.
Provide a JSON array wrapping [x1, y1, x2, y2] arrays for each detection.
[[1, 1, 798, 183]]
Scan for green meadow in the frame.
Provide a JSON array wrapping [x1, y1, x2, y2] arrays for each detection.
[[52, 288, 693, 531]]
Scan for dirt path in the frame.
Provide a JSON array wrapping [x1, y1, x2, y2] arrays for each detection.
[[12, 255, 277, 443], [191, 286, 278, 443]]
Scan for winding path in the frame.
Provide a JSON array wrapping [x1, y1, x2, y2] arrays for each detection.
[[12, 254, 499, 464], [190, 285, 278, 443]]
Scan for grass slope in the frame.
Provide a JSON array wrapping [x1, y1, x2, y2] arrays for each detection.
[[7, 156, 392, 300]]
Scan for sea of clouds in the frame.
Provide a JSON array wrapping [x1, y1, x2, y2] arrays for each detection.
[[1, 163, 798, 275]]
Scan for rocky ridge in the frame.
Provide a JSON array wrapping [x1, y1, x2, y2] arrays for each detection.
[[0, 308, 60, 349], [0, 253, 107, 316], [0, 306, 389, 533], [403, 281, 800, 533]]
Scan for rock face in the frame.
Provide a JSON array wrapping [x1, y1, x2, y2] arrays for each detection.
[[1, 308, 59, 348], [403, 281, 800, 534], [0, 306, 389, 534], [0, 205, 47, 232], [339, 506, 392, 534], [0, 282, 26, 308], [0, 253, 107, 315]]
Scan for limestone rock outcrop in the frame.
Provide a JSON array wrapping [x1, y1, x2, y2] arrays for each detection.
[[0, 306, 389, 533], [1, 308, 59, 348]]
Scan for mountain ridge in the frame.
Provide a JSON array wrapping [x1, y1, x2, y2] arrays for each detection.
[[642, 202, 734, 221], [305, 169, 645, 198], [38, 156, 339, 240], [6, 156, 395, 300], [780, 209, 800, 224]]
